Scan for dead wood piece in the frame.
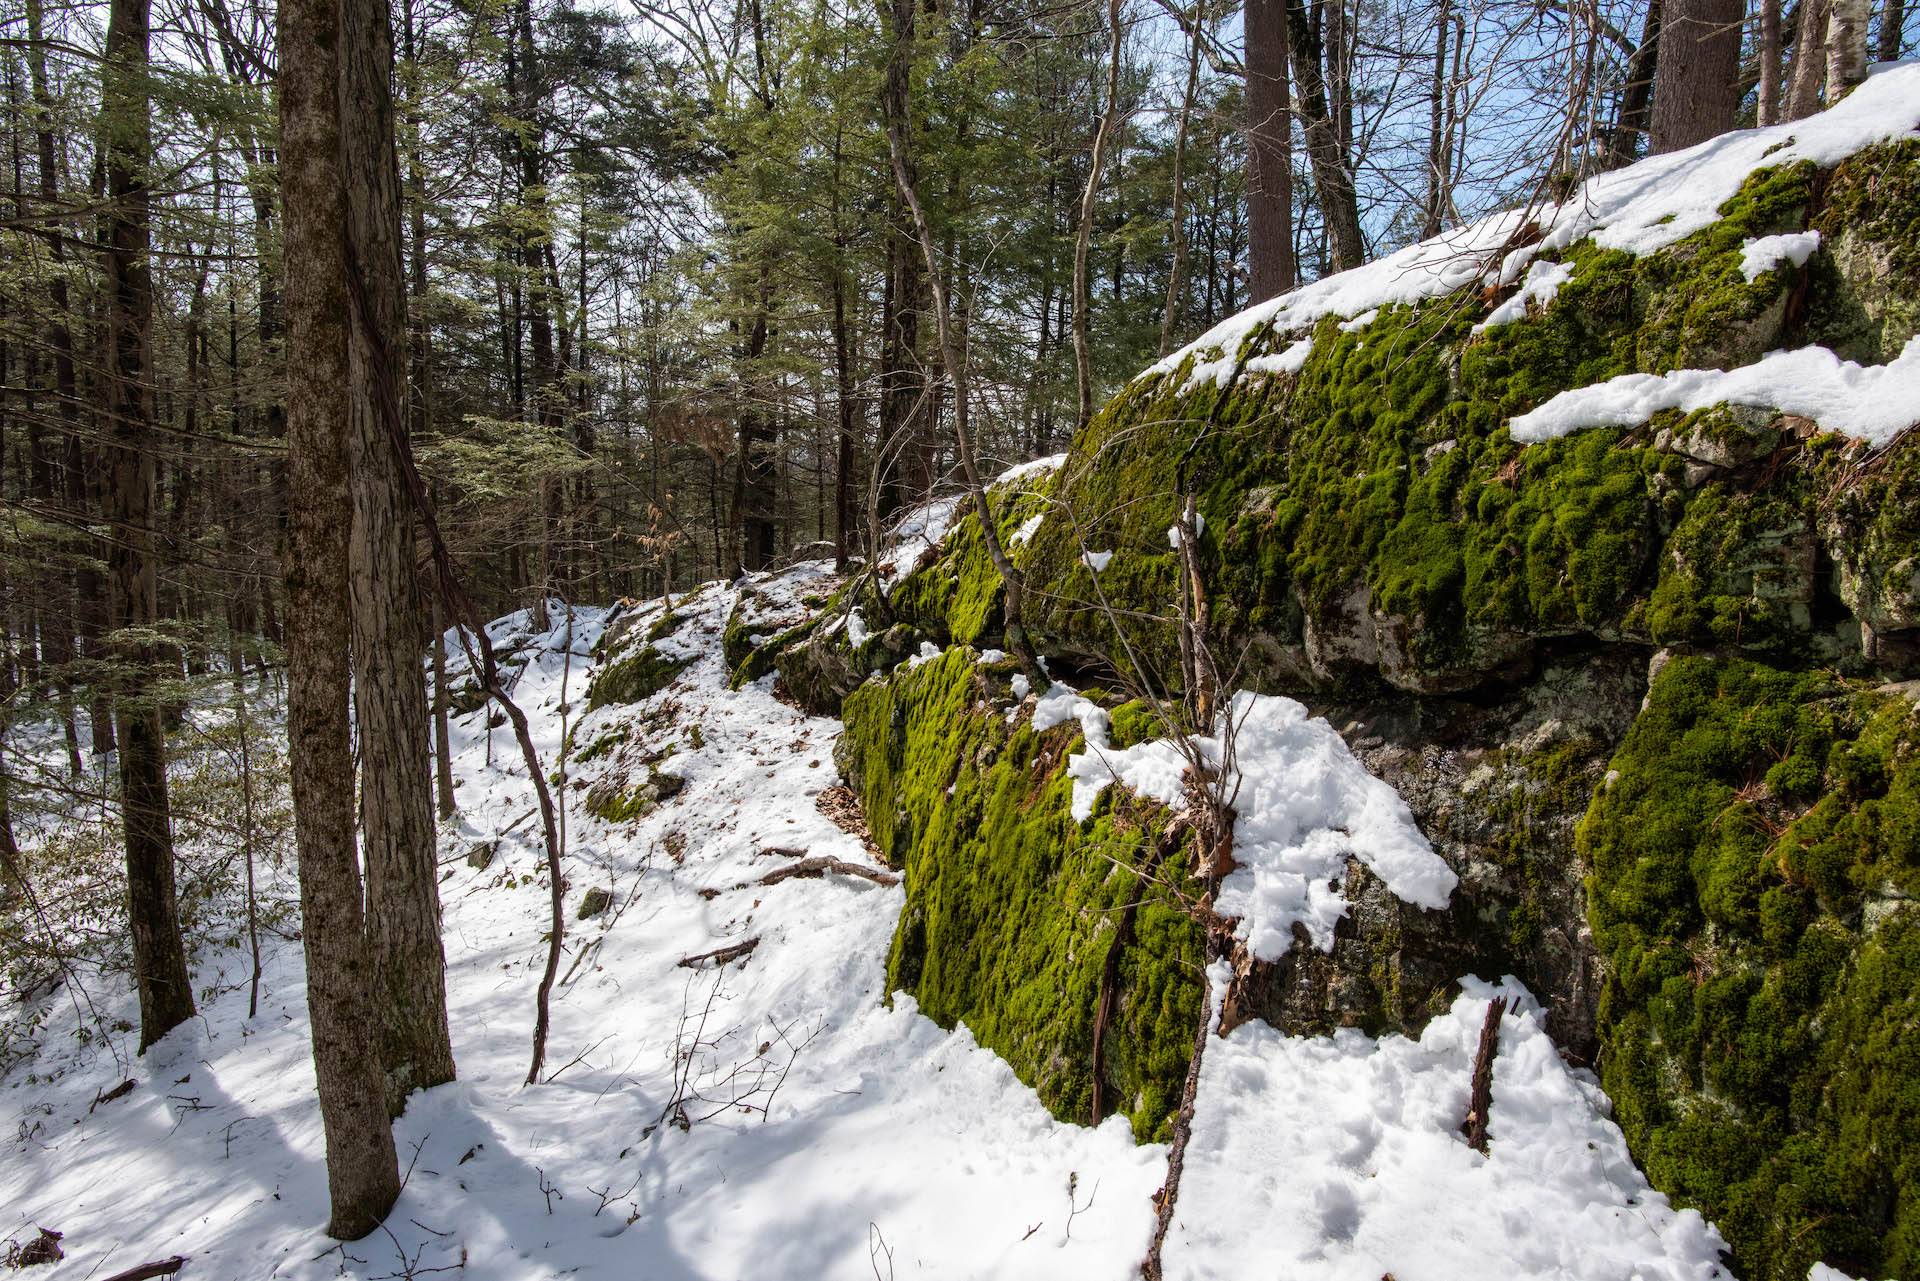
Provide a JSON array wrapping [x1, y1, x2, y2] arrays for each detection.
[[8, 1227, 63, 1267], [90, 1079, 136, 1112], [677, 937, 761, 969], [98, 1258, 188, 1281], [744, 856, 899, 889], [1460, 995, 1509, 1154]]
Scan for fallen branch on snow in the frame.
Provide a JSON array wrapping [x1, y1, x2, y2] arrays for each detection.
[[736, 857, 898, 890], [677, 938, 760, 969]]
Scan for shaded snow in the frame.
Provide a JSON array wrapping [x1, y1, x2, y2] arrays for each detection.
[[1164, 971, 1733, 1281]]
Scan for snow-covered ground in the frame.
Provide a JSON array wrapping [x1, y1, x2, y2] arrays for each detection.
[[1, 549, 1747, 1280]]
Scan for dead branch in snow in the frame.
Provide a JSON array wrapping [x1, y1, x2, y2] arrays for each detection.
[[737, 857, 898, 890], [96, 1259, 188, 1281], [1461, 995, 1509, 1154], [677, 938, 760, 969]]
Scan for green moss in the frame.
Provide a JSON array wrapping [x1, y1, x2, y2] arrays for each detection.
[[1812, 139, 1920, 358], [585, 644, 688, 710], [1581, 656, 1920, 1281], [840, 648, 1206, 1141]]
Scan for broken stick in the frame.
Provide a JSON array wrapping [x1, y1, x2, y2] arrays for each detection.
[[677, 938, 760, 969], [1460, 995, 1509, 1154]]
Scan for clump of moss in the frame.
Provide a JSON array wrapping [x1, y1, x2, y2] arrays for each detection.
[[1812, 139, 1920, 359], [1581, 656, 1920, 1281], [586, 644, 688, 710], [839, 648, 1206, 1141]]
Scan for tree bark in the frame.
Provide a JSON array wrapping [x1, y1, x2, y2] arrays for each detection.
[[342, 0, 457, 1114], [1245, 0, 1297, 300], [1827, 0, 1871, 94], [1759, 0, 1784, 124], [1422, 0, 1452, 235], [102, 0, 195, 1054], [1160, 0, 1207, 350], [1785, 0, 1831, 117], [1878, 0, 1905, 60], [1650, 0, 1745, 152], [1284, 0, 1365, 271], [277, 0, 402, 1235], [1607, 0, 1662, 166]]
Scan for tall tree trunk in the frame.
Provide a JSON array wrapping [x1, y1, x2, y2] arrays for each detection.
[[278, 0, 402, 1237], [1607, 0, 1662, 166], [430, 587, 456, 821], [1161, 3, 1206, 350], [1759, 0, 1784, 124], [1785, 0, 1831, 117], [1827, 0, 1870, 93], [1246, 0, 1297, 300], [1073, 0, 1125, 431], [342, 0, 457, 1113], [1650, 0, 1745, 151], [102, 0, 195, 1053], [1878, 0, 1905, 59], [1422, 0, 1452, 236], [1284, 0, 1365, 271]]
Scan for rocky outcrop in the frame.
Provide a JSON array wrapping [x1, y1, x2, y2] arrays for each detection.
[[742, 129, 1920, 1281]]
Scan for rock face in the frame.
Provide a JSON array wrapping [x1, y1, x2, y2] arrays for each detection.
[[738, 131, 1920, 1281]]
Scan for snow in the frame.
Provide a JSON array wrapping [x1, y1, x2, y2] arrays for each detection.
[[1138, 64, 1920, 387], [1474, 258, 1574, 331], [845, 606, 870, 647], [1162, 971, 1734, 1281], [1164, 511, 1208, 549], [1011, 513, 1046, 546], [1, 572, 1163, 1280], [1337, 308, 1381, 332], [1082, 550, 1115, 573], [878, 494, 963, 587], [1509, 336, 1920, 447], [1246, 337, 1315, 377], [1064, 691, 1455, 958], [992, 453, 1068, 486], [907, 640, 943, 668], [1739, 230, 1822, 281], [4, 570, 1867, 1276]]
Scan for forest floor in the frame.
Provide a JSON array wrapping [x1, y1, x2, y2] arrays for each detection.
[[3, 551, 1738, 1280]]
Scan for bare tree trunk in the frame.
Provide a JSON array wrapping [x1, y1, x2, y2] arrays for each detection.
[[1878, 0, 1905, 60], [1160, 1, 1206, 351], [102, 0, 195, 1054], [1759, 0, 1784, 124], [1650, 0, 1744, 152], [278, 0, 402, 1233], [1073, 0, 1125, 431], [1284, 0, 1366, 271], [1245, 0, 1297, 301], [1607, 0, 1661, 166], [1827, 0, 1871, 94], [1785, 0, 1831, 117], [342, 0, 457, 1113], [430, 587, 456, 821], [1422, 0, 1452, 236]]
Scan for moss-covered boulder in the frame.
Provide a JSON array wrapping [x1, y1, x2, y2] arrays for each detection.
[[1581, 656, 1920, 1281], [837, 647, 1206, 1141]]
